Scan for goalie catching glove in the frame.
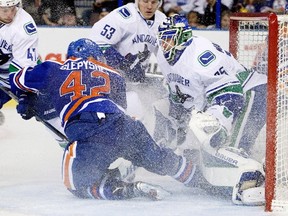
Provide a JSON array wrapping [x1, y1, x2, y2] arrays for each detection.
[[189, 109, 228, 148]]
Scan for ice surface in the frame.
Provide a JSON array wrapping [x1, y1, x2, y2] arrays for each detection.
[[0, 108, 285, 216]]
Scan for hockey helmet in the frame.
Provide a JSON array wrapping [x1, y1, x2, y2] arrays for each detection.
[[157, 14, 193, 65], [67, 38, 105, 62], [0, 0, 20, 7]]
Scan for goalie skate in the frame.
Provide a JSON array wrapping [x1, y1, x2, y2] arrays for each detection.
[[133, 181, 171, 201], [240, 187, 265, 206], [232, 170, 265, 206]]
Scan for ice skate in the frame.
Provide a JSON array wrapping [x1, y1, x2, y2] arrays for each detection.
[[133, 181, 171, 201]]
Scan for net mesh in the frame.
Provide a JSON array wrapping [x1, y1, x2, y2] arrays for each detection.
[[231, 14, 288, 211], [273, 15, 288, 210]]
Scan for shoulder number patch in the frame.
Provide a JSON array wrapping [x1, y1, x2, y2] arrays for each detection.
[[24, 22, 37, 35], [198, 50, 216, 66]]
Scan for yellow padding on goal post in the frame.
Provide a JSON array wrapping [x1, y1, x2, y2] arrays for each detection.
[[3, 99, 17, 108]]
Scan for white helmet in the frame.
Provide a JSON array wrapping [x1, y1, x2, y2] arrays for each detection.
[[0, 0, 20, 7]]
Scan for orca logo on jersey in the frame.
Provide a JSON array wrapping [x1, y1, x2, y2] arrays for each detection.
[[24, 22, 37, 35], [118, 7, 131, 18], [169, 84, 193, 104], [198, 51, 215, 66]]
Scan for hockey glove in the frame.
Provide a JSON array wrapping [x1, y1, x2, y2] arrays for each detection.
[[104, 46, 147, 82], [189, 110, 227, 148], [190, 110, 221, 134], [17, 94, 35, 120]]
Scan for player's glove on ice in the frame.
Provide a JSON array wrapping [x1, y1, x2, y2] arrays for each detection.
[[17, 94, 35, 120]]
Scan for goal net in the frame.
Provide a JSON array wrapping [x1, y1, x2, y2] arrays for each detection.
[[229, 12, 288, 212]]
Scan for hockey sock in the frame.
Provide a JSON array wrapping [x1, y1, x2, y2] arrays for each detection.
[[172, 156, 196, 185]]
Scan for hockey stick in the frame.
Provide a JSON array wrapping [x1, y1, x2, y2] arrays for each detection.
[[0, 83, 69, 142]]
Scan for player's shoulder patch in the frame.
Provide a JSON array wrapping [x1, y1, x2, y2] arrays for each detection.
[[117, 7, 132, 19], [23, 22, 37, 35], [198, 50, 216, 66]]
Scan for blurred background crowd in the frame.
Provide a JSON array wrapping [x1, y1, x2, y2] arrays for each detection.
[[22, 0, 288, 29]]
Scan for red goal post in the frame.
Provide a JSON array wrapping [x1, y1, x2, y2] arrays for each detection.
[[229, 13, 288, 212]]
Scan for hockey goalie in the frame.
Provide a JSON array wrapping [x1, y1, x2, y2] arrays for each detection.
[[151, 14, 267, 206]]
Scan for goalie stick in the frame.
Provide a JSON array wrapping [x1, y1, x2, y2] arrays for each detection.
[[0, 82, 69, 143]]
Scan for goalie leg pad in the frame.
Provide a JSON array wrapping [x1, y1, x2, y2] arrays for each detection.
[[198, 147, 265, 205]]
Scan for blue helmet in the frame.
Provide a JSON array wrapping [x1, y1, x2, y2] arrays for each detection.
[[157, 14, 193, 65], [67, 38, 105, 62]]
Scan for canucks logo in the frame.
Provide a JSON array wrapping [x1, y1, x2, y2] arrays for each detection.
[[118, 7, 131, 19], [198, 50, 216, 66], [24, 22, 37, 35]]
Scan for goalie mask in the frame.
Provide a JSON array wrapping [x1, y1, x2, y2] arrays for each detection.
[[67, 38, 105, 63], [158, 14, 193, 65], [0, 0, 20, 7]]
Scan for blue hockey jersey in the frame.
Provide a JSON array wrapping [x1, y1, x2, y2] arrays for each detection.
[[10, 57, 127, 127]]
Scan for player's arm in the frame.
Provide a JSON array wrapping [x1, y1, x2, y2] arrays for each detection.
[[9, 20, 40, 74], [9, 62, 50, 97], [9, 63, 49, 120], [88, 7, 147, 82]]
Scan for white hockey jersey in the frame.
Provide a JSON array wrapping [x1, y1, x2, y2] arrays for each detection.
[[0, 7, 39, 86], [89, 3, 166, 68], [157, 35, 267, 111]]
